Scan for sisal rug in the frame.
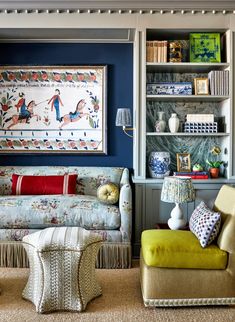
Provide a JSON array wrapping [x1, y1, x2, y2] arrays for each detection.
[[0, 264, 235, 322]]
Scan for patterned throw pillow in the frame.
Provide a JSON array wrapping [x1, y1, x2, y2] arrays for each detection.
[[12, 174, 77, 195], [189, 201, 221, 248], [97, 182, 119, 205]]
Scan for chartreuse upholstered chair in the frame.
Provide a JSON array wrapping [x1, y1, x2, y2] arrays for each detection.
[[140, 185, 235, 307]]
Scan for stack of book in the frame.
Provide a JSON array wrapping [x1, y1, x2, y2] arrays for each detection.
[[174, 171, 209, 179], [208, 70, 229, 96], [146, 40, 168, 62]]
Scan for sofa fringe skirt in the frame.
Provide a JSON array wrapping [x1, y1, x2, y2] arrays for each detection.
[[0, 241, 131, 269]]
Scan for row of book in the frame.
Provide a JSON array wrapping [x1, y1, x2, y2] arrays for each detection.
[[174, 171, 209, 179], [146, 39, 189, 63], [208, 70, 229, 96], [146, 40, 168, 63]]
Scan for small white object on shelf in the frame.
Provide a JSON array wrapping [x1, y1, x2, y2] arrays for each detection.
[[155, 111, 166, 132], [168, 113, 180, 133]]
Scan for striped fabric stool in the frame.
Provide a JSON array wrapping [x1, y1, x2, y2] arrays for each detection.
[[22, 227, 102, 313]]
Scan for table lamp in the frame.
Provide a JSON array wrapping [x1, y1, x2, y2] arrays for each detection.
[[161, 176, 195, 230]]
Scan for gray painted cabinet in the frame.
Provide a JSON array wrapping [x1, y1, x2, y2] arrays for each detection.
[[133, 181, 230, 257]]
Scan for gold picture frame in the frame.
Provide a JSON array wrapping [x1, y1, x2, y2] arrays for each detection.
[[176, 153, 191, 172], [194, 77, 209, 95]]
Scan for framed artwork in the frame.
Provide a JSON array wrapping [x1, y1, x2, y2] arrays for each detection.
[[0, 65, 107, 153], [194, 78, 209, 95], [190, 33, 221, 63], [176, 153, 191, 172]]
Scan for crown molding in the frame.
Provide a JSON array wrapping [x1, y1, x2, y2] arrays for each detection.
[[0, 1, 234, 11]]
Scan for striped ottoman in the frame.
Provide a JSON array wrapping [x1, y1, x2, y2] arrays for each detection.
[[22, 227, 102, 313]]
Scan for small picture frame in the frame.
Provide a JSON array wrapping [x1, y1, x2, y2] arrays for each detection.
[[194, 78, 209, 95], [176, 153, 191, 172]]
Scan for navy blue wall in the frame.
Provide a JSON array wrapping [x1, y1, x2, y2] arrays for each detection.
[[0, 43, 133, 169]]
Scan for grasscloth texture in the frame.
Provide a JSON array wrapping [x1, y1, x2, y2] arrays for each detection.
[[0, 263, 235, 322], [22, 227, 102, 313]]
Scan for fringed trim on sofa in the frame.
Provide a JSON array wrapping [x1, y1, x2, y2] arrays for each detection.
[[0, 241, 131, 269], [96, 242, 132, 269], [0, 242, 29, 268]]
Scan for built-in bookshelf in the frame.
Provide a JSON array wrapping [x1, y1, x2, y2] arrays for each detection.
[[143, 29, 231, 180]]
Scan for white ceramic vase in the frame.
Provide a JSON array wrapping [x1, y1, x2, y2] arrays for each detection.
[[168, 113, 180, 133], [155, 111, 166, 132]]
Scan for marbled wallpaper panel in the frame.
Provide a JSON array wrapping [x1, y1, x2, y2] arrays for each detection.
[[146, 72, 224, 173], [146, 101, 221, 132], [146, 135, 220, 173]]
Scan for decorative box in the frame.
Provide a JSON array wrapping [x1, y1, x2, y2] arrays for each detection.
[[190, 33, 221, 63], [183, 122, 218, 133], [147, 82, 192, 95], [186, 114, 214, 123]]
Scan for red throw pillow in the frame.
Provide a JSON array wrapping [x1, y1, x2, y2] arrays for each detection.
[[12, 174, 77, 195]]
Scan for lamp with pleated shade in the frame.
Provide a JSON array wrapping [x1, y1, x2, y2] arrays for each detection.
[[115, 108, 133, 137], [161, 176, 195, 230]]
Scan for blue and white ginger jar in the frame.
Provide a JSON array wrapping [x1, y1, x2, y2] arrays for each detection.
[[148, 151, 171, 178]]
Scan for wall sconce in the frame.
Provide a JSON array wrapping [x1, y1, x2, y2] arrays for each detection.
[[115, 108, 134, 138]]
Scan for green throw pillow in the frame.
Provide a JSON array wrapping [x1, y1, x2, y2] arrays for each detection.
[[97, 183, 119, 205]]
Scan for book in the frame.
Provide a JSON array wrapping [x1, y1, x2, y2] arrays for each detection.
[[153, 40, 158, 62], [174, 171, 209, 175], [174, 171, 209, 179]]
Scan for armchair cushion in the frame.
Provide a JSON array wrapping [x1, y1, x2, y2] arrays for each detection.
[[189, 201, 221, 248], [141, 230, 227, 269]]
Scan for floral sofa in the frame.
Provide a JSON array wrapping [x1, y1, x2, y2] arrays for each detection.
[[0, 166, 132, 268]]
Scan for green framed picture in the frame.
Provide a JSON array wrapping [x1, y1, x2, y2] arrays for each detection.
[[190, 33, 221, 63]]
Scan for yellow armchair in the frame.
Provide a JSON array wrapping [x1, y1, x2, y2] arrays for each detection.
[[140, 185, 235, 306]]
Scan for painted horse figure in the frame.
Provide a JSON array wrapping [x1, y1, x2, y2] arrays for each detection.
[[59, 99, 89, 129], [7, 100, 41, 130]]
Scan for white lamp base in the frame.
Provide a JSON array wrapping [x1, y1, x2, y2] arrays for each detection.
[[168, 203, 187, 230]]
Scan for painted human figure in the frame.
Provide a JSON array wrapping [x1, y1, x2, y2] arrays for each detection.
[[59, 99, 88, 129], [7, 100, 40, 129], [15, 92, 31, 122], [48, 89, 64, 121]]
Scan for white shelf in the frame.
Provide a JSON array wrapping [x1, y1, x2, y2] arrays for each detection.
[[146, 95, 230, 102], [146, 132, 230, 137], [146, 62, 230, 73], [132, 177, 235, 184]]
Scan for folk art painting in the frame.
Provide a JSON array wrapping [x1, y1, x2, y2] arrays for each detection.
[[0, 66, 107, 153]]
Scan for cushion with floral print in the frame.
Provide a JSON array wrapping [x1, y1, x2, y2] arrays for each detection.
[[189, 201, 221, 248]]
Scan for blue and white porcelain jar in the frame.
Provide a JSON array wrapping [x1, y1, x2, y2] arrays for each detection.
[[148, 151, 171, 178]]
